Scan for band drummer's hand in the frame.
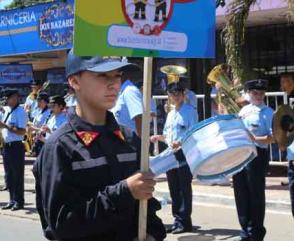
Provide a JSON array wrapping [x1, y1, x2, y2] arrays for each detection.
[[126, 171, 156, 200]]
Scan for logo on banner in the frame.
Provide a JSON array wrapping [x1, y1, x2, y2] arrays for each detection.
[[39, 2, 74, 47], [0, 64, 33, 84], [121, 0, 194, 35]]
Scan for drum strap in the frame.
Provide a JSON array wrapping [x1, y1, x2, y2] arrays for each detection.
[[4, 104, 19, 124]]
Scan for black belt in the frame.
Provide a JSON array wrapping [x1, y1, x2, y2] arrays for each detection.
[[4, 141, 23, 147]]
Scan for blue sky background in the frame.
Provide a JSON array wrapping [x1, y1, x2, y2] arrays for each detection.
[[0, 0, 13, 10]]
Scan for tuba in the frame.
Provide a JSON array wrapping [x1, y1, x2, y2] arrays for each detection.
[[207, 64, 242, 114], [160, 65, 187, 112]]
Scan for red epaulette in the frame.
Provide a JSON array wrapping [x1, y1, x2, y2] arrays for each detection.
[[76, 131, 100, 146]]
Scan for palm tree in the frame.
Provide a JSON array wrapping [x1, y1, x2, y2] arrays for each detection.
[[222, 0, 294, 83]]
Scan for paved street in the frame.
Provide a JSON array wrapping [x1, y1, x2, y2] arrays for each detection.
[[0, 203, 292, 241]]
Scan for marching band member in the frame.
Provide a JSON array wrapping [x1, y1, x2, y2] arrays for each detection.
[[41, 95, 67, 140], [280, 72, 294, 217], [111, 71, 144, 153], [233, 79, 273, 241], [154, 0, 167, 22], [30, 92, 51, 156], [24, 80, 43, 121], [64, 83, 77, 115], [33, 50, 166, 241], [134, 0, 147, 20], [179, 77, 198, 111], [150, 82, 198, 234], [0, 89, 28, 211]]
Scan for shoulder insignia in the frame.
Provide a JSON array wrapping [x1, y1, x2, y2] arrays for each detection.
[[76, 131, 99, 146]]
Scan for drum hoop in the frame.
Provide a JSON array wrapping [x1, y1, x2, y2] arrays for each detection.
[[196, 149, 256, 181], [181, 114, 238, 143]]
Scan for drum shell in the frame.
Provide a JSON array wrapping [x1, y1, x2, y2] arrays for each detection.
[[181, 115, 257, 181]]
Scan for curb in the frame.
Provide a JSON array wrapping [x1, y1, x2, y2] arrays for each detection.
[[1, 175, 291, 215], [155, 189, 292, 214]]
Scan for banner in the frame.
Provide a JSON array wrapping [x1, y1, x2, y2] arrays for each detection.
[[74, 0, 215, 58], [47, 68, 66, 84], [0, 64, 33, 84], [0, 0, 74, 57]]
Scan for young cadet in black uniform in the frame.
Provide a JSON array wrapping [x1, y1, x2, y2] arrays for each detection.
[[33, 50, 166, 241]]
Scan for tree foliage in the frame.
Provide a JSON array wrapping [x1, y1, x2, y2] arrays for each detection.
[[5, 0, 54, 9]]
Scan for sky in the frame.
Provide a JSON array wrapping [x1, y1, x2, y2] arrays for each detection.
[[0, 0, 13, 10]]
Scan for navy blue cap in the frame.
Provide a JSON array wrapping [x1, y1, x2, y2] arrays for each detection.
[[245, 79, 268, 91], [37, 92, 49, 102], [167, 82, 185, 93], [2, 88, 19, 98], [49, 95, 66, 106], [65, 49, 140, 78]]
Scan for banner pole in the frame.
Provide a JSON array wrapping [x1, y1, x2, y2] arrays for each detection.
[[138, 57, 153, 241]]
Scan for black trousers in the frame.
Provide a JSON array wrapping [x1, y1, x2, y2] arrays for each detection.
[[233, 147, 269, 241], [32, 139, 44, 157], [135, 3, 146, 15], [3, 141, 25, 205], [288, 161, 294, 217], [166, 150, 192, 228]]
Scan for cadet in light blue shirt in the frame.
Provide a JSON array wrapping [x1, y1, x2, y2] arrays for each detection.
[[64, 85, 77, 116], [179, 77, 197, 111], [41, 96, 67, 140], [239, 102, 273, 149], [0, 89, 27, 210], [233, 79, 273, 241], [111, 75, 143, 152], [150, 82, 198, 234], [32, 92, 51, 128], [24, 80, 43, 121], [30, 92, 51, 156], [111, 79, 143, 134]]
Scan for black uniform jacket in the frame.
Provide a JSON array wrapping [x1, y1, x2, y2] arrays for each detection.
[[33, 112, 166, 241]]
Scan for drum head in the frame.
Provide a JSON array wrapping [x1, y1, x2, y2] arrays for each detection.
[[196, 146, 255, 181]]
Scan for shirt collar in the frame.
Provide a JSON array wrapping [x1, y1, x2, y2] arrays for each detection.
[[69, 111, 120, 134]]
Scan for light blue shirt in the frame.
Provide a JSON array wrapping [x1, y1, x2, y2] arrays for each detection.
[[111, 80, 143, 132], [239, 103, 273, 149], [1, 105, 28, 143], [150, 98, 157, 115], [287, 142, 294, 161], [185, 89, 197, 110], [32, 108, 51, 128], [163, 103, 198, 146], [25, 95, 39, 120], [46, 112, 67, 138], [65, 94, 77, 107]]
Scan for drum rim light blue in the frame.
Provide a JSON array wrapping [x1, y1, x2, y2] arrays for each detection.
[[196, 150, 256, 181], [181, 114, 238, 143]]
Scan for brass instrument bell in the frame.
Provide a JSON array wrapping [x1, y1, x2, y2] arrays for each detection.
[[160, 65, 187, 83]]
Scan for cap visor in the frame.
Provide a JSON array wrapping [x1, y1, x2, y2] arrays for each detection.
[[87, 62, 140, 73]]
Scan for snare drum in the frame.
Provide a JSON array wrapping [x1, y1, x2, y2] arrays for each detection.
[[181, 115, 257, 181]]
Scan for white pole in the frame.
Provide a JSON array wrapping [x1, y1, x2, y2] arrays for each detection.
[[138, 57, 153, 241]]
